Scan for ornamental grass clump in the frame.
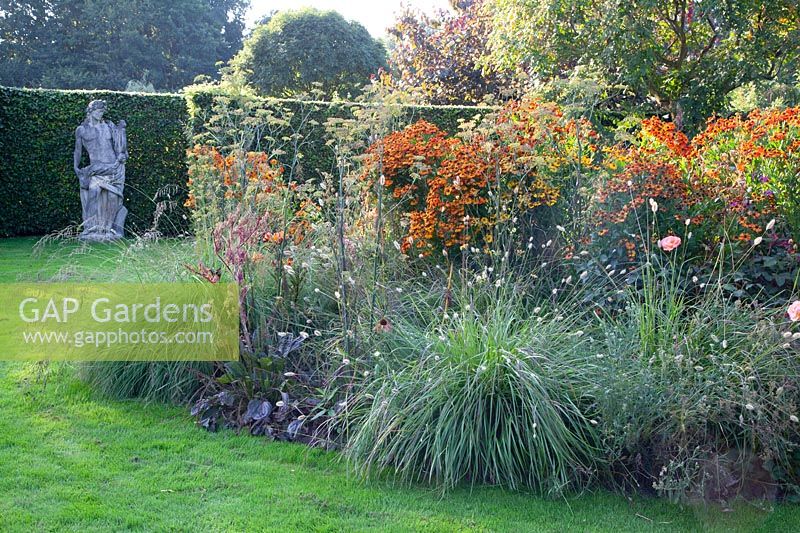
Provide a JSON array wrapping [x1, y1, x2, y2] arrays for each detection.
[[345, 292, 598, 493], [590, 243, 800, 500]]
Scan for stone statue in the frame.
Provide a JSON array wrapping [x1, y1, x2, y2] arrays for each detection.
[[73, 99, 128, 240]]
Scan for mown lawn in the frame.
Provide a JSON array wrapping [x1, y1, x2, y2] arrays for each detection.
[[0, 237, 126, 283], [0, 237, 798, 531]]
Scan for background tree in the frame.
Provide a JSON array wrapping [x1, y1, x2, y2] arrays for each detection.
[[0, 0, 247, 90], [484, 0, 800, 130], [227, 8, 386, 98], [387, 0, 511, 104]]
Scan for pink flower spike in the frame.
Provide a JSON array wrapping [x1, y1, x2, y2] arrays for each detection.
[[657, 235, 681, 252], [788, 301, 800, 322]]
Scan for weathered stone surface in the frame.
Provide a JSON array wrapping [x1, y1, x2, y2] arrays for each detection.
[[73, 99, 128, 241]]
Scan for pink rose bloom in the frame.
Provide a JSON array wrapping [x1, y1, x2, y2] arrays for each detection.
[[657, 235, 681, 252], [788, 300, 800, 322]]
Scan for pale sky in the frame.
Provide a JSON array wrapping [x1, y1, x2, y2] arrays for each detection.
[[245, 0, 454, 39]]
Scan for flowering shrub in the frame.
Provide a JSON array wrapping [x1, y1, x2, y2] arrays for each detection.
[[593, 109, 800, 265], [361, 98, 597, 255]]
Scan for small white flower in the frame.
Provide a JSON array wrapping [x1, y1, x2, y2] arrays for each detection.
[[342, 358, 350, 365], [590, 419, 598, 426], [334, 291, 341, 299], [722, 339, 728, 349], [694, 365, 704, 371], [396, 287, 403, 293], [556, 225, 566, 232], [792, 332, 800, 340], [314, 288, 321, 293], [277, 332, 288, 337], [754, 236, 763, 246], [565, 275, 573, 284], [692, 276, 698, 283], [580, 271, 589, 281], [314, 330, 321, 337], [299, 331, 309, 339], [685, 218, 691, 226], [783, 331, 793, 339], [533, 307, 542, 314], [766, 219, 776, 231], [649, 198, 658, 213], [283, 372, 297, 377], [552, 288, 558, 295], [393, 241, 401, 251], [276, 401, 285, 407], [791, 415, 799, 423], [745, 403, 755, 411]]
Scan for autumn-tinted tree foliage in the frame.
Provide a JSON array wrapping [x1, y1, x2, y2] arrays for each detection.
[[387, 0, 510, 104], [0, 0, 247, 91], [485, 0, 800, 131], [227, 8, 386, 97]]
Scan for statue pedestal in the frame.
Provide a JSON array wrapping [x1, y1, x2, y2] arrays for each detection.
[[79, 229, 124, 242]]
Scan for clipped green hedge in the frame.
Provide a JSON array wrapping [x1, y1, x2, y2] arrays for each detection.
[[0, 87, 189, 237], [0, 86, 486, 237], [185, 87, 490, 185]]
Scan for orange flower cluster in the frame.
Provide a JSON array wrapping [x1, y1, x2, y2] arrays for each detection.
[[594, 108, 800, 260], [185, 145, 285, 209], [362, 99, 589, 254], [185, 145, 315, 247], [405, 139, 491, 251]]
